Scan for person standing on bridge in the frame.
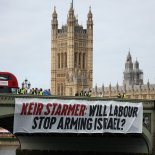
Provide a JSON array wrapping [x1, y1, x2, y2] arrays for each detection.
[[39, 88, 43, 95], [117, 93, 121, 98], [122, 92, 128, 99]]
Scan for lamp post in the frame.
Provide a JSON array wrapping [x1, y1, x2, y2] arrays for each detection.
[[22, 78, 31, 90]]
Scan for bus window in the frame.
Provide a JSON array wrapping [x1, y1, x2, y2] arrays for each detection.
[[0, 74, 10, 80]]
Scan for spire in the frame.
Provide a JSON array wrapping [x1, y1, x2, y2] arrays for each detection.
[[71, 0, 73, 9], [52, 6, 58, 29], [147, 79, 150, 90], [116, 82, 119, 90], [68, 0, 75, 19], [89, 6, 92, 13], [87, 6, 93, 28], [88, 6, 92, 18], [109, 82, 111, 90], [134, 58, 139, 69], [127, 50, 132, 62], [69, 0, 74, 11], [52, 6, 57, 18]]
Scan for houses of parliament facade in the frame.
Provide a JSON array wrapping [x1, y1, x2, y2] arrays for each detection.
[[51, 2, 93, 96], [51, 2, 155, 99], [93, 52, 155, 100]]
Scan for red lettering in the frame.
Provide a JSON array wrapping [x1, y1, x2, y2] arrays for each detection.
[[74, 104, 80, 116], [61, 104, 68, 115], [51, 103, 58, 115], [33, 103, 38, 115], [67, 104, 76, 116], [36, 103, 44, 115], [27, 103, 34, 115], [20, 103, 29, 115], [79, 105, 86, 116], [54, 104, 62, 115], [44, 103, 52, 115]]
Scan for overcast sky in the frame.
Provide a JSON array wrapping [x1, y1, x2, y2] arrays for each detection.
[[0, 0, 155, 90]]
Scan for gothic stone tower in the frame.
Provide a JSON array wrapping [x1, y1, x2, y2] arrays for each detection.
[[123, 51, 143, 87], [51, 2, 93, 96]]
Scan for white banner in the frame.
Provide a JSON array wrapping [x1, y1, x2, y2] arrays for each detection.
[[13, 98, 143, 134]]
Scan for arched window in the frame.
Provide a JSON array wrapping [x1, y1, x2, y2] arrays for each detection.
[[63, 53, 65, 68], [79, 53, 81, 68], [74, 53, 77, 67], [83, 53, 85, 69], [58, 54, 60, 68], [65, 53, 67, 67], [61, 53, 63, 68]]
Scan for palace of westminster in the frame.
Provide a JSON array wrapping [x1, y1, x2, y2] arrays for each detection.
[[51, 2, 155, 99]]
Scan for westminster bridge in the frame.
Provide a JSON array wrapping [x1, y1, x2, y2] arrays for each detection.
[[0, 94, 155, 155]]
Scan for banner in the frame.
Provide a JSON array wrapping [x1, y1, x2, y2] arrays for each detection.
[[13, 98, 143, 134]]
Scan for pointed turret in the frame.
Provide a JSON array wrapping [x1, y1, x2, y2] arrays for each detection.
[[109, 83, 111, 91], [52, 6, 58, 29], [51, 6, 58, 95], [133, 58, 143, 85], [147, 79, 150, 91], [116, 82, 119, 91], [125, 51, 133, 70], [87, 6, 93, 89], [134, 59, 139, 69], [123, 50, 134, 86], [127, 51, 132, 62], [123, 50, 143, 87], [88, 6, 92, 18], [71, 0, 73, 8], [68, 0, 75, 20], [69, 1, 73, 12], [87, 6, 93, 28], [52, 6, 57, 19]]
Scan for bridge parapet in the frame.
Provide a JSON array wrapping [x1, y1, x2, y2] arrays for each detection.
[[0, 94, 154, 154], [0, 94, 154, 134], [0, 93, 154, 106], [0, 94, 154, 130]]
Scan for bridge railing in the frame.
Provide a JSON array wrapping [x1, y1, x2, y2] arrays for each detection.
[[0, 93, 154, 107]]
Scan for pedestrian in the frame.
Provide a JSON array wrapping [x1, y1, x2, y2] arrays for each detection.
[[117, 93, 121, 98], [39, 88, 43, 95]]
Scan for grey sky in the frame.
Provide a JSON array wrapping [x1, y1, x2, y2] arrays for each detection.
[[0, 0, 155, 89]]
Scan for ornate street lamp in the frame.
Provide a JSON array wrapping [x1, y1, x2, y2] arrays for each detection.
[[22, 78, 31, 89]]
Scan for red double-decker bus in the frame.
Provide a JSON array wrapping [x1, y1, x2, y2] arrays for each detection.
[[0, 72, 18, 93]]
